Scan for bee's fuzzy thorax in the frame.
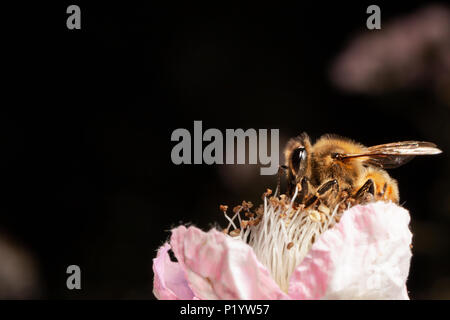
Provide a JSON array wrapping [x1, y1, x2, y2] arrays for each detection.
[[313, 134, 367, 155]]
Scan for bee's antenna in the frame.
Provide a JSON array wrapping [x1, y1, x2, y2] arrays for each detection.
[[276, 165, 288, 197]]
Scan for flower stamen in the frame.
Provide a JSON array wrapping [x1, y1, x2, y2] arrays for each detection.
[[222, 187, 345, 292]]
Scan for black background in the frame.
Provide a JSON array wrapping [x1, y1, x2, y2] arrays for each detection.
[[2, 1, 449, 299]]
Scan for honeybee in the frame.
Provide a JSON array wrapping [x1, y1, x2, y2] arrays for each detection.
[[283, 133, 442, 208]]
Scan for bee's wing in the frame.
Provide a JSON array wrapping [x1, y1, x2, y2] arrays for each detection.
[[339, 141, 442, 169]]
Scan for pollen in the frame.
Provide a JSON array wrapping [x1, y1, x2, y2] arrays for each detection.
[[229, 229, 241, 237]]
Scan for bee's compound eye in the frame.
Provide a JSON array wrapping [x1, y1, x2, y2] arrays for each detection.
[[291, 147, 306, 172]]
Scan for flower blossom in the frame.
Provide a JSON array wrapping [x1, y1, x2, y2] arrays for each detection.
[[153, 191, 413, 300], [330, 5, 450, 97]]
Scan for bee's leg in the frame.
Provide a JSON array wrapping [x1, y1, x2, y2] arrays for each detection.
[[318, 179, 339, 198], [354, 179, 375, 203], [296, 176, 310, 204], [285, 169, 298, 198], [304, 179, 339, 208], [320, 179, 340, 207], [304, 194, 317, 208]]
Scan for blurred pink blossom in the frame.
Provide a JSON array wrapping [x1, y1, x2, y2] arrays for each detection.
[[331, 5, 450, 96], [0, 235, 41, 299], [153, 201, 412, 300]]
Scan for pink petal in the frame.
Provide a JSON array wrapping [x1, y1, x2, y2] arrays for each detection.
[[152, 242, 195, 300], [169, 225, 290, 300], [288, 202, 412, 300]]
